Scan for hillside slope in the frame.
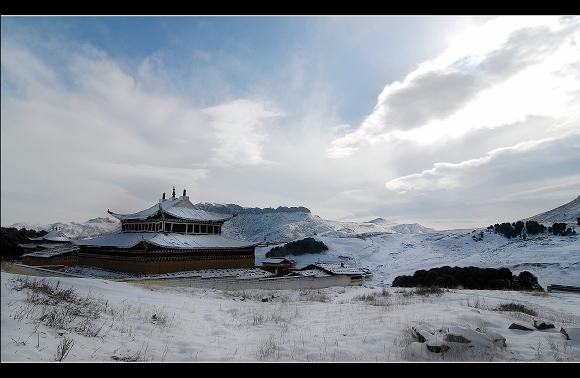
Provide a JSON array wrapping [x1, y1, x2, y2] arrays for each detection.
[[523, 195, 580, 224], [221, 213, 408, 243]]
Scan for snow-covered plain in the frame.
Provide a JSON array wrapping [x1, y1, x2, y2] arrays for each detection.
[[2, 199, 579, 362]]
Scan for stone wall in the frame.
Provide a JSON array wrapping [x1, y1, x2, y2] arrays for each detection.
[[122, 274, 353, 291], [11, 263, 355, 290]]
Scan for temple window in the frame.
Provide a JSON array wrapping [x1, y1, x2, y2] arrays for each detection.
[[173, 223, 186, 233]]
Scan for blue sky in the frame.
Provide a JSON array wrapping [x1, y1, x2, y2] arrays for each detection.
[[2, 16, 579, 230]]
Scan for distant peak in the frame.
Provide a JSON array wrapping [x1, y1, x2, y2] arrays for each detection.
[[365, 218, 398, 226], [87, 217, 115, 223]]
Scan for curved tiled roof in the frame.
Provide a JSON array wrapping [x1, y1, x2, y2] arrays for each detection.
[[109, 197, 230, 222], [29, 229, 70, 242], [74, 232, 152, 248], [74, 232, 258, 250], [22, 244, 79, 258]]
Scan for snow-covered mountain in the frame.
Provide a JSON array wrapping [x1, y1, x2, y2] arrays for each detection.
[[7, 196, 579, 244], [8, 217, 121, 239], [523, 195, 580, 224], [245, 195, 579, 289], [7, 196, 578, 289], [7, 204, 434, 242]]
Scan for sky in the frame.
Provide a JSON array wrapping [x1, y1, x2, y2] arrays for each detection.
[[2, 227, 579, 362], [2, 15, 579, 230]]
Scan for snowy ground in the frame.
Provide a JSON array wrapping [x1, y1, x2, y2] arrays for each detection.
[[1, 269, 579, 362], [2, 229, 579, 362], [257, 229, 580, 290]]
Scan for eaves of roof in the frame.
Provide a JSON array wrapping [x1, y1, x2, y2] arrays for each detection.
[[19, 243, 40, 249], [22, 244, 79, 258], [109, 198, 230, 222], [75, 232, 259, 250]]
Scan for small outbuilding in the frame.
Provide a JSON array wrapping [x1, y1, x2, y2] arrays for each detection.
[[20, 228, 79, 267], [298, 262, 369, 286], [261, 257, 296, 276]]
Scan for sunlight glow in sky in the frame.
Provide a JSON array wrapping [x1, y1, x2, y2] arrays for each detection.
[[2, 16, 579, 230]]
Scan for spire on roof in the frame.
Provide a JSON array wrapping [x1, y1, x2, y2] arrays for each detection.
[[180, 188, 189, 201], [172, 186, 176, 198]]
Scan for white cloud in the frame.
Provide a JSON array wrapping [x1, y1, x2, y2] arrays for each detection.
[[2, 16, 578, 229], [328, 16, 580, 156], [201, 99, 284, 168], [1, 37, 285, 224], [385, 133, 580, 196]]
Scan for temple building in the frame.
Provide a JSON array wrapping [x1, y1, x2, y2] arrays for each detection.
[[20, 227, 79, 267], [75, 187, 258, 275]]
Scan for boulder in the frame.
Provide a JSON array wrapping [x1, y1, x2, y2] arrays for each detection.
[[533, 319, 555, 330], [508, 322, 534, 331], [412, 324, 506, 353], [561, 327, 570, 340], [412, 325, 449, 353]]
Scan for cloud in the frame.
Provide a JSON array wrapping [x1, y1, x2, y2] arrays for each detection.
[[385, 132, 580, 197], [1, 40, 283, 166], [327, 16, 580, 158], [201, 99, 284, 168], [2, 16, 578, 230], [1, 36, 285, 224]]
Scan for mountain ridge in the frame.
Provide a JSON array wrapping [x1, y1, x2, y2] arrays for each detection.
[[7, 196, 579, 242]]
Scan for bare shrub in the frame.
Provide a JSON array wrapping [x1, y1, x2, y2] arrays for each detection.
[[39, 307, 76, 329], [414, 286, 445, 296], [11, 336, 31, 346], [298, 289, 331, 302], [399, 326, 416, 347], [400, 286, 445, 298], [54, 335, 74, 362], [465, 296, 491, 310], [74, 317, 105, 337], [111, 342, 153, 362], [8, 276, 108, 339], [352, 291, 393, 307], [495, 302, 537, 316], [253, 313, 264, 325], [354, 292, 377, 302], [256, 336, 278, 361], [13, 302, 37, 322], [150, 307, 176, 329]]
